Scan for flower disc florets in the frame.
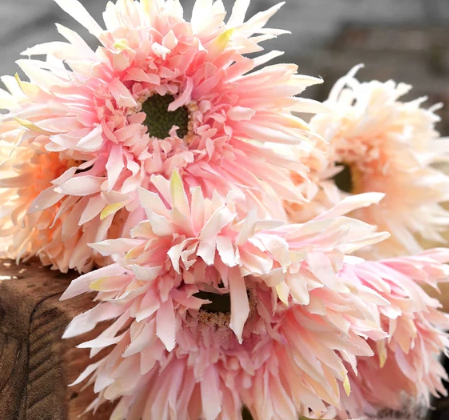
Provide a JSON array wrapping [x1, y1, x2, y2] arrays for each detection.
[[141, 94, 190, 140]]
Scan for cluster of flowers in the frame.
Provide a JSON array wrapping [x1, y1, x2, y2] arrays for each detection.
[[1, 1, 449, 419]]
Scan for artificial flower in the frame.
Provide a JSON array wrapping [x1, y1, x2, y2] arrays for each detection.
[[0, 0, 325, 271], [0, 138, 127, 268], [338, 249, 449, 419], [286, 66, 449, 258], [61, 172, 390, 420]]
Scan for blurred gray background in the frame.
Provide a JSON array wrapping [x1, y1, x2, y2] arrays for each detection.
[[1, 0, 449, 131]]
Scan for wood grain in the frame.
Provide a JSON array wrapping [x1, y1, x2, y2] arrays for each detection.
[[0, 259, 114, 420]]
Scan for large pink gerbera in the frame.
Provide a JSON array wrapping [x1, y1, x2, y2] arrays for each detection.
[[337, 249, 449, 419], [286, 66, 449, 258], [61, 172, 391, 420], [0, 0, 325, 272]]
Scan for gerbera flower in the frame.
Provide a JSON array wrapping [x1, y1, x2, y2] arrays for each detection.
[[0, 0, 325, 272], [0, 138, 127, 269], [338, 249, 449, 419], [287, 66, 449, 257], [61, 172, 390, 420]]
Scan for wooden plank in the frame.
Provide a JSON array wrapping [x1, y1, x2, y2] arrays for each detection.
[[0, 259, 114, 420]]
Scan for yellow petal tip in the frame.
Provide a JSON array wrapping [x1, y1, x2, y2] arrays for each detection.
[[343, 375, 351, 396], [100, 202, 126, 220], [89, 278, 106, 291]]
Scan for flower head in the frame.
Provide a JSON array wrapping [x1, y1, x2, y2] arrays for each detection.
[[62, 172, 391, 420], [0, 139, 108, 269], [0, 0, 325, 272], [287, 66, 449, 257], [338, 249, 449, 419]]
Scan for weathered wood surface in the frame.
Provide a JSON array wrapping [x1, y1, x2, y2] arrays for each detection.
[[0, 259, 114, 420]]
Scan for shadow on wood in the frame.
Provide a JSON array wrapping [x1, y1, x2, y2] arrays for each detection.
[[0, 259, 114, 420]]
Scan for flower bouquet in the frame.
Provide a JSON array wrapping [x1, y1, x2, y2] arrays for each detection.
[[1, 1, 449, 419]]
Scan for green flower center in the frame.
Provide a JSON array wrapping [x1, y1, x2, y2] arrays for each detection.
[[141, 94, 189, 140]]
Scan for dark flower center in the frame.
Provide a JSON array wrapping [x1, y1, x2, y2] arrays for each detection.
[[333, 163, 353, 193], [141, 94, 189, 140], [242, 407, 253, 420], [194, 290, 231, 314], [194, 287, 255, 328]]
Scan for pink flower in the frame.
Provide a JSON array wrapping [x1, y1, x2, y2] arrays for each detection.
[[61, 172, 390, 420], [0, 0, 325, 272], [337, 249, 449, 419], [287, 66, 449, 258], [0, 138, 126, 269]]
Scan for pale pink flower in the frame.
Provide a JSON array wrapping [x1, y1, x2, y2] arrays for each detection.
[[61, 173, 390, 420], [0, 136, 130, 270], [287, 66, 449, 257], [0, 0, 325, 272], [337, 249, 449, 419]]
